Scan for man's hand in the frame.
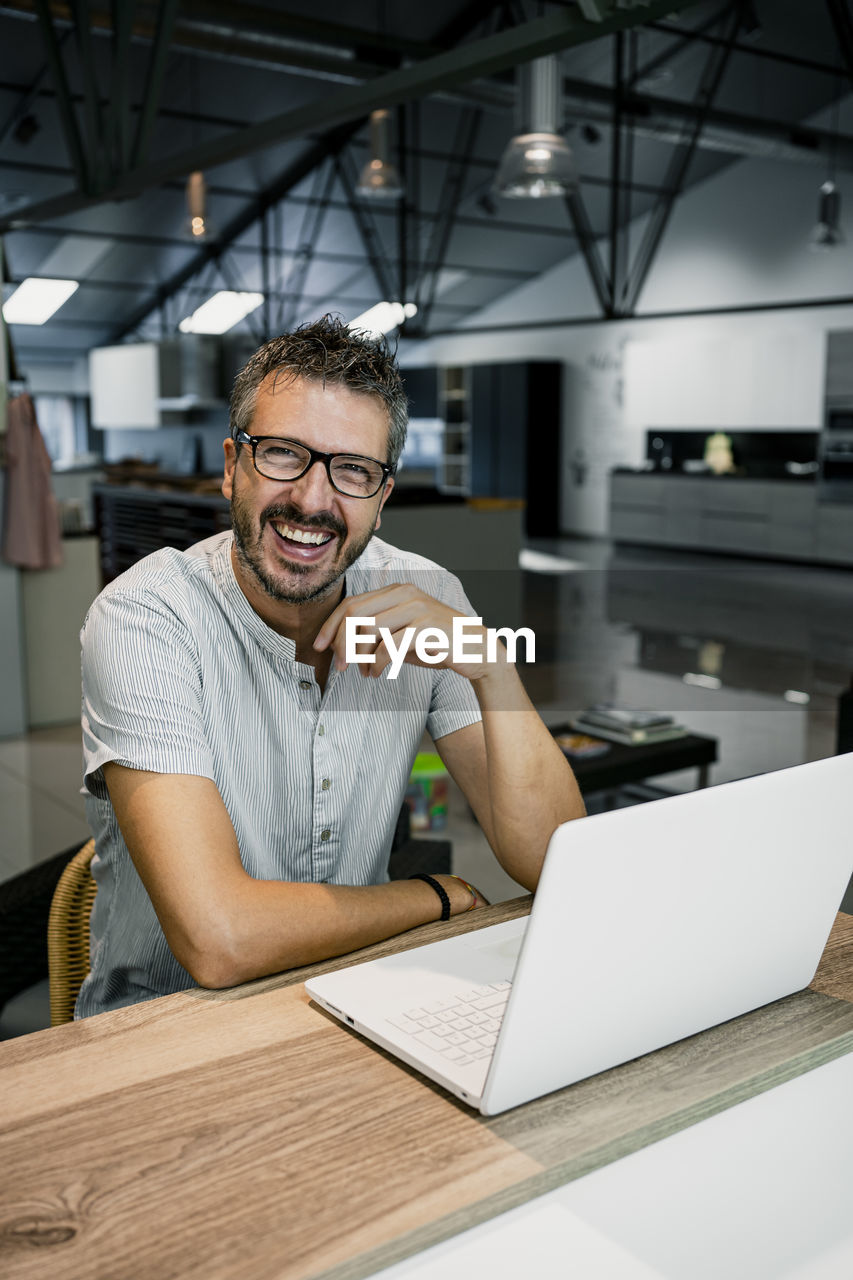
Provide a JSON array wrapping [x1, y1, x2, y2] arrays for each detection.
[[434, 874, 490, 912], [313, 583, 503, 682]]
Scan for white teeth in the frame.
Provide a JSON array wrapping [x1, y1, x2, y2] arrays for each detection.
[[273, 521, 331, 546]]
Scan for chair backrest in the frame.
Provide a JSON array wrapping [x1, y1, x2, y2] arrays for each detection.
[[47, 838, 97, 1026]]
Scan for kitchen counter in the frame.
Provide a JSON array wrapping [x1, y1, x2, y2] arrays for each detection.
[[609, 470, 853, 566], [611, 467, 817, 482]]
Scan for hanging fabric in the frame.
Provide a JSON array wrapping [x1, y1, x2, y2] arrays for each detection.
[[1, 392, 63, 570]]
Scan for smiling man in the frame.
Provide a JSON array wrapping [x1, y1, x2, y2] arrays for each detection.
[[77, 316, 584, 1016]]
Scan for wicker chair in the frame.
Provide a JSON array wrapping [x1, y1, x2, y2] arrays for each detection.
[[47, 838, 97, 1026]]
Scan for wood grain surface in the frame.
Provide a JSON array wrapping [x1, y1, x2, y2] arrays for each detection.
[[810, 910, 853, 1002], [1, 905, 851, 1280]]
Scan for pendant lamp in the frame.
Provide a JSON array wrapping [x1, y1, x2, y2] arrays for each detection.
[[186, 170, 210, 240], [357, 109, 404, 199], [810, 179, 844, 249], [495, 55, 575, 199]]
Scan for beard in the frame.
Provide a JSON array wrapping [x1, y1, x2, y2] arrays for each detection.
[[230, 480, 376, 605]]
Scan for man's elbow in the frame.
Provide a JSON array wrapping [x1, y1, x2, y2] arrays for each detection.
[[169, 919, 246, 991], [185, 949, 243, 991]]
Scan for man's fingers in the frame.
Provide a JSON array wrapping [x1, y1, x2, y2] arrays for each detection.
[[333, 622, 380, 675], [314, 584, 418, 651]]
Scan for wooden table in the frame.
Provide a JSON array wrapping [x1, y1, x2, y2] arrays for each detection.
[[1, 903, 852, 1280]]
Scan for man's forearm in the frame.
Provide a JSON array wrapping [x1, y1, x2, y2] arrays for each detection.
[[189, 873, 478, 989], [105, 765, 485, 993], [472, 662, 585, 890]]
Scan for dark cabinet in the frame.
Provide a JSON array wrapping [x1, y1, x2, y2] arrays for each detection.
[[469, 361, 561, 538], [400, 366, 439, 419]]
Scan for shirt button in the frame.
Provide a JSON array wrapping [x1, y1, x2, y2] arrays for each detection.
[[321, 778, 331, 791], [299, 679, 312, 690], [318, 724, 325, 736], [320, 828, 331, 842]]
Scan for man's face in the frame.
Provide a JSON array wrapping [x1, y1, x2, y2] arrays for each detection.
[[222, 374, 394, 605]]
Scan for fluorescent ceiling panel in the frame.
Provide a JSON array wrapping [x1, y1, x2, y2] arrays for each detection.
[[3, 277, 79, 324], [348, 301, 417, 337], [179, 291, 264, 334]]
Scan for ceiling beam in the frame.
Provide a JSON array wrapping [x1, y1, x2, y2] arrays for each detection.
[[0, 0, 699, 232], [649, 16, 843, 78], [277, 161, 338, 332], [415, 106, 483, 330], [32, 0, 89, 189], [129, 0, 179, 167], [564, 187, 611, 316], [2, 52, 852, 187], [10, 223, 535, 278], [629, 3, 731, 88], [825, 0, 853, 90], [0, 47, 61, 149], [106, 0, 134, 170], [0, 0, 431, 66], [178, 0, 432, 62]]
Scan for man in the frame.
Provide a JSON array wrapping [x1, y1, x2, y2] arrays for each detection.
[[77, 316, 584, 1016]]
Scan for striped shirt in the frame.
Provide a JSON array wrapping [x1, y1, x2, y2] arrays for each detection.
[[76, 530, 482, 1017]]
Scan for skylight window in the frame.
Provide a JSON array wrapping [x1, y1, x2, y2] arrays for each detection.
[[2, 277, 79, 325], [178, 291, 264, 335]]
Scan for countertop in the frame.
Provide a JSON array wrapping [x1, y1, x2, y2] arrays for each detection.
[[612, 467, 816, 482]]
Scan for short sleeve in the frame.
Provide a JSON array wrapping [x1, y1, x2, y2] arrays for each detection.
[[81, 589, 216, 799], [426, 568, 483, 742], [426, 667, 482, 741]]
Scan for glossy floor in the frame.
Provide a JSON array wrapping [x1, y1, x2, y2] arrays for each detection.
[[1, 537, 851, 907]]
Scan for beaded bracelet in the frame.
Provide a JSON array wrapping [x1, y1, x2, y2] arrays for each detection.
[[409, 873, 450, 921]]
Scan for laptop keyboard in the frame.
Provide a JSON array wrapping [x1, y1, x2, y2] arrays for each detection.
[[387, 981, 512, 1065]]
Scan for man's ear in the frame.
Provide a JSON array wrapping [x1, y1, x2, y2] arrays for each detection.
[[222, 438, 237, 500], [373, 475, 395, 531]]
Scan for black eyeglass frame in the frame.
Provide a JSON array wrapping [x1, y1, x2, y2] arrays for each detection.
[[235, 430, 394, 499]]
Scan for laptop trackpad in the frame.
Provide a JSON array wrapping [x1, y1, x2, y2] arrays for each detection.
[[463, 917, 527, 968]]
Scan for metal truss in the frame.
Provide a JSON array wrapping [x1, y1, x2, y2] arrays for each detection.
[[103, 0, 520, 341], [629, 2, 733, 89], [0, 34, 69, 150], [334, 148, 398, 305], [3, 0, 698, 232], [111, 122, 363, 341], [620, 0, 744, 314], [564, 0, 745, 320], [414, 106, 483, 333], [826, 0, 853, 87], [31, 0, 179, 196], [277, 160, 339, 332]]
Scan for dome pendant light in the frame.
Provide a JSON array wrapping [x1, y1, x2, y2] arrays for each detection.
[[810, 179, 844, 250], [495, 55, 575, 199], [357, 109, 404, 199]]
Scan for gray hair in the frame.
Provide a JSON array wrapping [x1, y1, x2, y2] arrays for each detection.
[[229, 314, 409, 468]]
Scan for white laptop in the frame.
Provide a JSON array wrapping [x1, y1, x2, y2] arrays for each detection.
[[305, 756, 852, 1115]]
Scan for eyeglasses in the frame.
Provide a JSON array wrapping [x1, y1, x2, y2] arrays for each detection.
[[236, 431, 393, 499]]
